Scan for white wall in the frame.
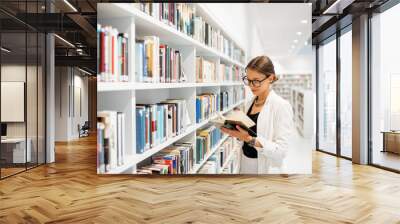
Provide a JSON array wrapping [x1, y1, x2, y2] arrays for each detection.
[[202, 3, 249, 60], [203, 3, 312, 76], [1, 65, 40, 137], [1, 64, 46, 163], [72, 73, 89, 138], [55, 67, 69, 141], [248, 23, 265, 60], [201, 3, 249, 56], [55, 67, 89, 141], [275, 54, 314, 74]]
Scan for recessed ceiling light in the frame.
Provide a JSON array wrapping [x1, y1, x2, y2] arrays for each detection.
[[293, 39, 298, 43], [1, 47, 11, 53], [78, 67, 92, 76], [296, 32, 302, 36], [54, 34, 75, 48], [301, 20, 308, 24], [304, 41, 308, 46], [291, 45, 295, 49], [63, 0, 78, 12]]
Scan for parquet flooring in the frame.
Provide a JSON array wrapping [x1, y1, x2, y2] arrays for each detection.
[[1, 135, 400, 223]]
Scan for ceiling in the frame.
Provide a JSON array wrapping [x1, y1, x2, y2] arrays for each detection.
[[246, 3, 312, 59], [0, 0, 393, 74]]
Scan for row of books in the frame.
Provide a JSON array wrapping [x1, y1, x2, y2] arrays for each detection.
[[196, 93, 220, 123], [218, 137, 236, 169], [135, 99, 191, 154], [196, 57, 216, 83], [232, 87, 246, 106], [136, 142, 194, 174], [192, 13, 241, 61], [135, 36, 185, 83], [196, 89, 245, 124], [97, 24, 129, 82], [222, 151, 239, 174], [195, 125, 223, 165], [136, 3, 245, 64], [198, 137, 237, 174], [198, 155, 220, 174], [219, 64, 243, 82], [196, 57, 245, 83], [136, 124, 225, 175], [97, 111, 126, 174], [138, 3, 194, 36], [220, 88, 245, 112]]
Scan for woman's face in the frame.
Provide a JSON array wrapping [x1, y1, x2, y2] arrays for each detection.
[[246, 69, 274, 97]]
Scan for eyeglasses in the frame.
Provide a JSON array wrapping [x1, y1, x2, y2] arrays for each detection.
[[242, 76, 268, 87]]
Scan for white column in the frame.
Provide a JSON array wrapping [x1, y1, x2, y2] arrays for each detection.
[[352, 14, 369, 164], [46, 32, 55, 163]]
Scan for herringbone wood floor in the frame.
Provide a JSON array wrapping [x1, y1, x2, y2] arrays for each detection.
[[1, 135, 400, 224]]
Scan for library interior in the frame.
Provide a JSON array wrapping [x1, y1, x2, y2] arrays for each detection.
[[1, 0, 400, 223]]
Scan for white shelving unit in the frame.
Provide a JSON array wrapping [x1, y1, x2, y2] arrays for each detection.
[[290, 87, 313, 138], [98, 82, 244, 92], [273, 74, 312, 101], [98, 3, 247, 174], [220, 138, 241, 174], [190, 135, 229, 174], [220, 150, 236, 172]]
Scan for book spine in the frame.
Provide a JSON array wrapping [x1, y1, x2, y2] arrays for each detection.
[[136, 109, 143, 154], [125, 34, 129, 82], [97, 24, 100, 79], [151, 105, 156, 147], [111, 29, 116, 82], [163, 105, 167, 141], [117, 35, 122, 82], [117, 112, 121, 166], [97, 123, 105, 173], [99, 27, 105, 81]]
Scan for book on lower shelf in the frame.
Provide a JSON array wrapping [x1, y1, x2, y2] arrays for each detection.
[[97, 24, 129, 82], [196, 93, 220, 123], [198, 155, 220, 174], [136, 142, 194, 174], [135, 99, 191, 154], [195, 125, 223, 164], [97, 111, 126, 174], [198, 136, 237, 174], [219, 137, 235, 168]]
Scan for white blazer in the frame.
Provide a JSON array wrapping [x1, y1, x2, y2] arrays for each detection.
[[240, 90, 294, 174]]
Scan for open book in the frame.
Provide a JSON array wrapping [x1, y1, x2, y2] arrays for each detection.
[[211, 110, 257, 136]]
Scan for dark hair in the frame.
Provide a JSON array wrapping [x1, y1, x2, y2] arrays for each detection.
[[245, 55, 278, 83]]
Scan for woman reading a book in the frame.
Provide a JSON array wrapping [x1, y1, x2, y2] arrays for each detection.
[[220, 55, 294, 174]]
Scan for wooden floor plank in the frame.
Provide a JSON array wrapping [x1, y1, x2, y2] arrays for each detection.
[[0, 135, 400, 223]]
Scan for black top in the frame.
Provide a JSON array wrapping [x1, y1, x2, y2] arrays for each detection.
[[242, 100, 259, 158]]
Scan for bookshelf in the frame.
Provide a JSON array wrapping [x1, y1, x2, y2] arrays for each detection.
[[190, 135, 229, 174], [195, 136, 241, 174], [97, 3, 247, 174], [273, 74, 312, 101], [290, 87, 313, 138], [219, 140, 240, 174], [98, 82, 243, 92]]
